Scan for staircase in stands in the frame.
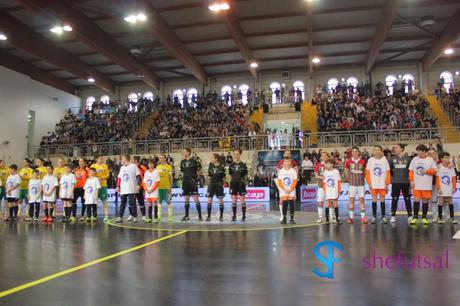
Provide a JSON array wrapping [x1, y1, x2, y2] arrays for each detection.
[[301, 102, 317, 145], [426, 95, 460, 142]]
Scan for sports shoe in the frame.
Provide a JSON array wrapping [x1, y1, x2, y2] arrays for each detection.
[[336, 218, 343, 225], [316, 218, 323, 223], [198, 216, 203, 222], [422, 218, 429, 225], [69, 216, 76, 223], [390, 216, 396, 224], [41, 216, 48, 223], [126, 215, 133, 222], [157, 216, 162, 223], [60, 217, 68, 223], [410, 217, 418, 225], [79, 216, 85, 222], [90, 217, 97, 223], [86, 217, 91, 223], [168, 216, 174, 222], [33, 217, 39, 222], [132, 217, 138, 223], [289, 219, 296, 224], [142, 216, 147, 222], [432, 216, 438, 223], [346, 218, 353, 224], [382, 217, 388, 224], [324, 219, 330, 224], [241, 216, 246, 222], [24, 217, 32, 222], [361, 217, 368, 224], [103, 217, 109, 223], [437, 219, 444, 224], [280, 218, 287, 224], [144, 218, 152, 223], [114, 217, 123, 223], [205, 216, 211, 222], [370, 217, 377, 224], [46, 217, 53, 223], [231, 216, 236, 222], [153, 218, 159, 224], [181, 216, 190, 221], [450, 218, 458, 224], [219, 216, 223, 222]]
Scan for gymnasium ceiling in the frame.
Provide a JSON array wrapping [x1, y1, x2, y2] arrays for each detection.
[[0, 0, 459, 94]]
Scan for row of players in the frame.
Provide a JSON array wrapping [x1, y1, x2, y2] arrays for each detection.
[[311, 144, 457, 225], [0, 149, 250, 223]]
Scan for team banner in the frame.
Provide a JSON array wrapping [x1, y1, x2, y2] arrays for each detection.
[[301, 184, 460, 202]]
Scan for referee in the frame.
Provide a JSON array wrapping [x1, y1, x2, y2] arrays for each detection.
[[180, 148, 202, 221]]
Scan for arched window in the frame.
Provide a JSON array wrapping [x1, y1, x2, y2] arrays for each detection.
[[238, 84, 249, 105], [269, 82, 281, 104], [293, 80, 305, 101], [402, 74, 415, 93], [440, 71, 454, 91], [327, 78, 339, 93], [100, 95, 110, 104], [172, 89, 184, 106], [143, 91, 154, 101], [346, 77, 358, 88], [221, 85, 232, 105], [187, 88, 198, 105], [385, 75, 397, 95], [128, 92, 139, 111], [86, 96, 95, 111]]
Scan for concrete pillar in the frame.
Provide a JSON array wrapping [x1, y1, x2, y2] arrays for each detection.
[[159, 81, 164, 101]]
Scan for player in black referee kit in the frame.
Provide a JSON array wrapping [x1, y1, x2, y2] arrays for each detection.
[[229, 149, 248, 221], [180, 148, 202, 221], [389, 144, 413, 224], [206, 154, 226, 222]]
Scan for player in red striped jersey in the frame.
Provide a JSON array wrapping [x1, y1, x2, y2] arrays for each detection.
[[344, 147, 368, 224]]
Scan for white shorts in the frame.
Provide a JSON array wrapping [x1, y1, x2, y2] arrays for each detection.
[[317, 187, 325, 202], [349, 185, 365, 199]]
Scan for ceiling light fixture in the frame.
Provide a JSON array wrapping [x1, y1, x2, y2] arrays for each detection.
[[50, 26, 63, 34], [444, 48, 454, 55], [312, 57, 320, 64], [0, 33, 7, 41], [250, 62, 258, 68], [456, 71, 459, 76], [209, 2, 230, 12], [62, 25, 72, 32], [124, 13, 147, 23], [88, 77, 95, 83]]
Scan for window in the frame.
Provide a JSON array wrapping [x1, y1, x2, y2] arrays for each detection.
[[187, 88, 198, 104], [100, 95, 110, 104], [128, 92, 139, 111], [385, 75, 397, 95], [86, 96, 95, 111], [402, 74, 415, 93], [346, 77, 358, 89], [172, 89, 184, 106], [327, 78, 339, 93], [269, 82, 281, 104], [238, 84, 249, 105], [293, 80, 305, 101], [221, 85, 232, 105], [143, 91, 154, 101], [440, 71, 454, 91]]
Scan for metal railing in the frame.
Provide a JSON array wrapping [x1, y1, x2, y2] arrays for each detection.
[[31, 127, 459, 158]]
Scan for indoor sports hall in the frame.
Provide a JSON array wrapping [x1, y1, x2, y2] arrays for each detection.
[[0, 0, 460, 306]]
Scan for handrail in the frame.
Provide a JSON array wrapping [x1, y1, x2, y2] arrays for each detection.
[[31, 127, 460, 158]]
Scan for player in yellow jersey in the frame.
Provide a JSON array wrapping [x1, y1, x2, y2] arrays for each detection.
[[156, 154, 174, 222], [34, 158, 47, 179], [91, 156, 110, 222], [18, 159, 34, 218], [0, 160, 10, 219]]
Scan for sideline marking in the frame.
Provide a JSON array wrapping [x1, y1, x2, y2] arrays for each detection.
[[0, 230, 188, 299]]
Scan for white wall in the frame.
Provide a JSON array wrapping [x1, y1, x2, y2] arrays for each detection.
[[0, 66, 80, 164]]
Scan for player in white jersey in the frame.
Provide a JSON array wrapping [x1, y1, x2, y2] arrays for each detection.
[[84, 168, 101, 223], [115, 154, 141, 223], [5, 164, 21, 221], [25, 170, 41, 222], [41, 166, 58, 223], [436, 152, 457, 224], [322, 159, 342, 225], [59, 165, 77, 222], [276, 159, 298, 224], [314, 151, 329, 223], [143, 160, 161, 223], [366, 146, 391, 224], [409, 144, 437, 225]]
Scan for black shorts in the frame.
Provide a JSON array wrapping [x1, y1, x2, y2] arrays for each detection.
[[230, 181, 246, 196], [61, 198, 73, 202], [391, 183, 411, 198], [7, 197, 18, 203], [207, 183, 224, 198], [182, 179, 198, 196]]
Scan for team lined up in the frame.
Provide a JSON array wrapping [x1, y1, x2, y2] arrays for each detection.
[[313, 144, 457, 225]]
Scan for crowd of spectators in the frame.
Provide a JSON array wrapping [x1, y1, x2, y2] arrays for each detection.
[[437, 83, 460, 126]]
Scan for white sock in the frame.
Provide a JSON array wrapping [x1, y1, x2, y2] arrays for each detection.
[[432, 203, 438, 217], [317, 206, 324, 218], [349, 210, 354, 219], [360, 210, 366, 218]]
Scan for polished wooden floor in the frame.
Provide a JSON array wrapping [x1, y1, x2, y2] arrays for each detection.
[[0, 210, 459, 306]]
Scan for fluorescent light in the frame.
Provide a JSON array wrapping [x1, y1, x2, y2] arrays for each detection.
[[209, 2, 230, 12], [282, 83, 286, 87], [136, 13, 147, 21], [124, 15, 138, 23], [398, 75, 402, 79], [0, 33, 7, 41], [312, 57, 320, 64], [88, 77, 95, 83], [341, 78, 345, 82], [456, 71, 459, 76], [50, 26, 63, 34], [250, 62, 258, 68], [62, 25, 72, 32], [444, 48, 454, 55], [125, 13, 147, 23]]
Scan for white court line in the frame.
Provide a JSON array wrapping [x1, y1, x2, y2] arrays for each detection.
[[453, 231, 460, 239]]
